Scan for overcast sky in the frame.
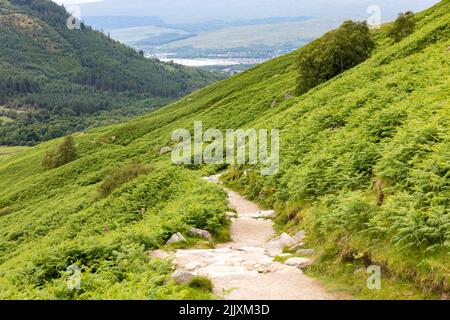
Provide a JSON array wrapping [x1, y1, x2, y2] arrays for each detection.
[[53, 0, 440, 23]]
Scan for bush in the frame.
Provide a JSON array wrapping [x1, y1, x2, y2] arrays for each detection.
[[97, 163, 152, 197], [188, 276, 214, 292], [388, 12, 416, 43], [42, 136, 77, 169], [295, 20, 375, 95]]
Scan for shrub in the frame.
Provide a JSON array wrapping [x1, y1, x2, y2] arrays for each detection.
[[42, 136, 77, 169], [388, 12, 416, 43], [97, 163, 152, 197], [188, 276, 214, 292], [295, 20, 375, 95]]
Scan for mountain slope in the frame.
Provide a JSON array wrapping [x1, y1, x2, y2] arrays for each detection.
[[0, 0, 222, 146], [0, 0, 449, 299]]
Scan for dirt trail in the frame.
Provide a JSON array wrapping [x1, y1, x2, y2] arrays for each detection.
[[173, 174, 339, 300]]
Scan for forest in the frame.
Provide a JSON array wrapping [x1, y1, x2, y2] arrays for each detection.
[[0, 0, 222, 145]]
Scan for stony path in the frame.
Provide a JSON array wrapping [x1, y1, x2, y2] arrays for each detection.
[[172, 174, 339, 300]]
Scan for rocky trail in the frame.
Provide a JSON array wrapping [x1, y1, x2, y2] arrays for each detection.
[[155, 174, 342, 300]]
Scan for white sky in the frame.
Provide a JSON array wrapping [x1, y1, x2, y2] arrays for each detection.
[[52, 0, 440, 23], [53, 0, 103, 5]]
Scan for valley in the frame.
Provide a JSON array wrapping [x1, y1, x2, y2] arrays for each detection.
[[0, 0, 448, 301], [85, 16, 342, 73], [0, 0, 223, 146]]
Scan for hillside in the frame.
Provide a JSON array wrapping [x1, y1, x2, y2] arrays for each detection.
[[0, 0, 221, 146], [0, 0, 449, 299]]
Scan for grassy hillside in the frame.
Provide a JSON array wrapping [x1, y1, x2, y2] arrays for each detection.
[[0, 0, 222, 146], [0, 0, 449, 299]]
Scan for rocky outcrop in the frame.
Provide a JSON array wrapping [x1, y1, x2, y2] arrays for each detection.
[[285, 92, 293, 99], [284, 257, 313, 269], [190, 227, 213, 241], [294, 230, 306, 242], [296, 249, 316, 256], [265, 233, 296, 257], [171, 269, 194, 284], [166, 232, 187, 245]]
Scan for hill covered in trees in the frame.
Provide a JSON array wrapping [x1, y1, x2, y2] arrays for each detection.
[[0, 0, 448, 299], [0, 0, 222, 145]]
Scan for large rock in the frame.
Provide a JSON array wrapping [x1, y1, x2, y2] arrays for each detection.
[[294, 230, 306, 242], [296, 249, 316, 256], [171, 269, 194, 284], [202, 174, 222, 184], [289, 242, 305, 251], [265, 233, 296, 257], [284, 257, 313, 269], [190, 227, 213, 241], [166, 232, 187, 245], [255, 210, 276, 218]]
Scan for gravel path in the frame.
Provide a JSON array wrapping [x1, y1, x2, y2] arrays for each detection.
[[173, 175, 340, 300]]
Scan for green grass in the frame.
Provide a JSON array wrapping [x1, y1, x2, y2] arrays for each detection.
[[0, 0, 449, 300], [305, 262, 438, 300], [0, 145, 29, 157]]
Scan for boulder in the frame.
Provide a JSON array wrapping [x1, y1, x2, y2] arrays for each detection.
[[246, 210, 276, 219], [296, 249, 316, 256], [171, 269, 194, 284], [190, 227, 213, 241], [285, 92, 293, 99], [166, 232, 187, 245], [258, 210, 276, 218], [203, 174, 222, 184], [294, 230, 306, 242], [160, 146, 172, 155], [271, 100, 278, 108], [288, 242, 305, 251], [284, 257, 313, 269], [265, 233, 296, 257]]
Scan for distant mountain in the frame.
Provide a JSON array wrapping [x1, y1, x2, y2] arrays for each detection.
[[83, 15, 313, 34], [0, 0, 222, 145], [82, 16, 166, 30], [76, 0, 440, 23]]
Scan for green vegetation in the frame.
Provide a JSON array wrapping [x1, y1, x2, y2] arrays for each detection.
[[388, 12, 417, 43], [97, 163, 152, 198], [0, 0, 448, 300], [42, 135, 76, 169], [0, 0, 222, 146], [188, 276, 214, 292], [0, 145, 29, 156], [306, 261, 438, 300], [295, 20, 375, 95]]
